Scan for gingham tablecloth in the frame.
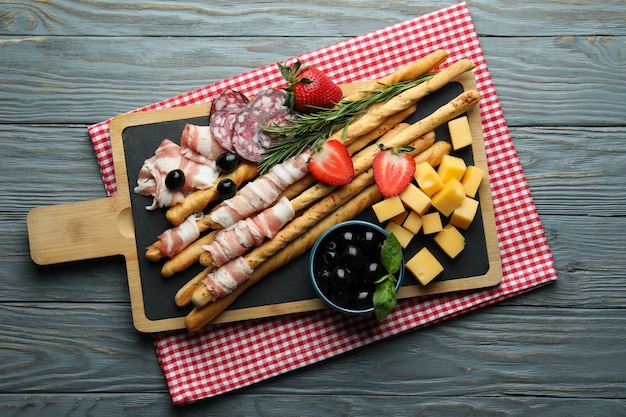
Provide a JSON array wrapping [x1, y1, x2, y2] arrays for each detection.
[[88, 3, 558, 405]]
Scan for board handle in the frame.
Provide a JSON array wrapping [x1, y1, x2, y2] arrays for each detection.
[[27, 196, 135, 265]]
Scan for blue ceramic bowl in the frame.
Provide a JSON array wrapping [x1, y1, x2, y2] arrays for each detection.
[[309, 220, 404, 315]]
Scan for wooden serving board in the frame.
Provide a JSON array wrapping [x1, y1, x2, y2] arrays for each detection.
[[27, 72, 501, 333]]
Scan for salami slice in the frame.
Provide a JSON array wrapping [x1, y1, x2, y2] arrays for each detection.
[[209, 90, 250, 152], [258, 109, 294, 149], [210, 89, 249, 116], [248, 88, 287, 113], [231, 108, 267, 162]]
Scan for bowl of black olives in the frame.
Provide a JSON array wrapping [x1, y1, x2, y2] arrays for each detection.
[[309, 220, 404, 318]]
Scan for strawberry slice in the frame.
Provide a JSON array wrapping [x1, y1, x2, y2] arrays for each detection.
[[372, 144, 416, 197], [308, 140, 354, 185]]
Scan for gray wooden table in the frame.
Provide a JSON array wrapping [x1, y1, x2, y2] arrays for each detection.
[[2, 1, 625, 415]]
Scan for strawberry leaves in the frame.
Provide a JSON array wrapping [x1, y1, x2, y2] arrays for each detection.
[[307, 140, 354, 185], [372, 144, 416, 197]]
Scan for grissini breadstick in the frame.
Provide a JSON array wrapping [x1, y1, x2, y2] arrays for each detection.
[[185, 183, 384, 330], [329, 59, 476, 142], [174, 264, 214, 307], [165, 160, 258, 226], [414, 140, 451, 167], [345, 106, 415, 155], [161, 230, 217, 278], [342, 49, 449, 102]]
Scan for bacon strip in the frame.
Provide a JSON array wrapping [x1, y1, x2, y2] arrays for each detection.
[[157, 214, 201, 258], [202, 256, 253, 301], [202, 196, 295, 267], [209, 150, 311, 228]]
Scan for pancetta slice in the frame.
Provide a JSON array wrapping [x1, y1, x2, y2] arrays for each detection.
[[202, 256, 253, 301], [203, 196, 295, 267], [209, 150, 311, 228], [157, 214, 201, 258]]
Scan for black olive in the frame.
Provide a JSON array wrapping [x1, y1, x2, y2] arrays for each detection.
[[352, 288, 373, 310], [330, 266, 354, 290], [216, 152, 241, 173], [361, 261, 385, 285], [217, 178, 237, 200], [165, 169, 185, 191], [341, 244, 364, 272]]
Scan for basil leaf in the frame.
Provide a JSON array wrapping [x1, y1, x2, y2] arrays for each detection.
[[381, 233, 402, 275], [373, 278, 397, 321]]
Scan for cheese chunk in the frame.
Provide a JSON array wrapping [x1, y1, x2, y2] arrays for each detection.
[[372, 195, 405, 222], [406, 247, 444, 286], [450, 197, 479, 230], [431, 178, 466, 217], [413, 162, 444, 197], [403, 211, 423, 234], [434, 224, 466, 259], [391, 210, 409, 225], [399, 183, 431, 215], [385, 221, 414, 249], [448, 115, 473, 150], [421, 212, 443, 234], [461, 165, 485, 198], [437, 154, 467, 183]]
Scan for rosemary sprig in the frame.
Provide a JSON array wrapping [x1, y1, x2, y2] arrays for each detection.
[[258, 72, 437, 173]]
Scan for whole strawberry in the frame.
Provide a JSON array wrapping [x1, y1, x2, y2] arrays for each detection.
[[373, 144, 416, 197], [278, 59, 343, 113]]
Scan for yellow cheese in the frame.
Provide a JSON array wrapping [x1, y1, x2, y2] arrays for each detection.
[[391, 210, 409, 225], [448, 115, 473, 150], [399, 183, 431, 215], [430, 178, 466, 217], [372, 195, 405, 223], [421, 212, 443, 234], [413, 162, 444, 196], [437, 154, 467, 183], [406, 247, 444, 286], [402, 211, 423, 234], [449, 197, 479, 230], [385, 221, 414, 249], [434, 224, 466, 259], [461, 165, 485, 198]]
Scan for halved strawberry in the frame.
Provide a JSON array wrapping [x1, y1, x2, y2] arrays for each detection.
[[278, 59, 343, 113], [308, 140, 354, 185], [372, 144, 416, 197]]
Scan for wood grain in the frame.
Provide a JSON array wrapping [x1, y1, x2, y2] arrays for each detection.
[[1, 0, 625, 415]]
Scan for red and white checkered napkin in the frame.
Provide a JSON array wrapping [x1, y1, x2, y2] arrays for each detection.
[[89, 3, 558, 404]]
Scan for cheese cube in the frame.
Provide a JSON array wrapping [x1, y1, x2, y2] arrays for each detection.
[[372, 195, 405, 223], [414, 162, 445, 197], [434, 224, 466, 259], [461, 165, 485, 198], [431, 178, 466, 217], [448, 116, 473, 150], [385, 221, 414, 249], [399, 183, 431, 215], [437, 154, 467, 183], [391, 210, 409, 225], [449, 197, 480, 230], [421, 212, 443, 234], [406, 247, 444, 286], [402, 211, 423, 234]]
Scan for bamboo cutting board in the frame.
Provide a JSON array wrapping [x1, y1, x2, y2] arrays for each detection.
[[27, 72, 501, 333]]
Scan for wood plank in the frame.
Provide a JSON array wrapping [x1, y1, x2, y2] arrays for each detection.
[[1, 36, 624, 126], [1, 394, 625, 416], [2, 303, 625, 398], [1, 0, 623, 37]]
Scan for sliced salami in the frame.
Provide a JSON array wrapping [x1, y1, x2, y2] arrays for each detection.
[[248, 88, 288, 113], [210, 89, 249, 116], [209, 109, 239, 152], [258, 109, 294, 149], [231, 107, 267, 162]]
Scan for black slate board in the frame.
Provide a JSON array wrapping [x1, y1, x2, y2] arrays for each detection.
[[123, 81, 489, 322]]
